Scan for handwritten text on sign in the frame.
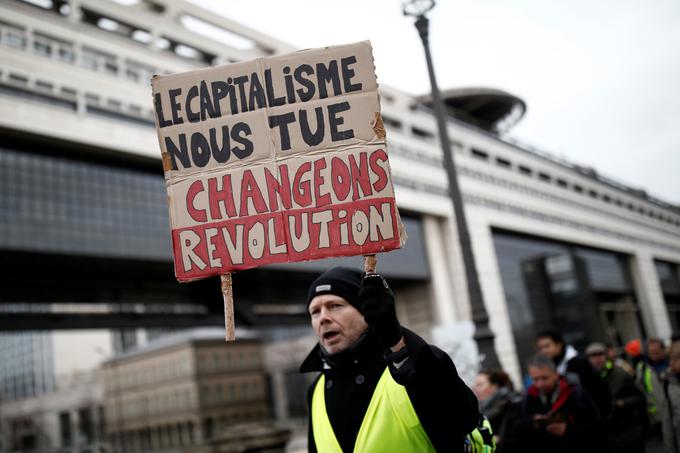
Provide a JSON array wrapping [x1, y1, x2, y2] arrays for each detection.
[[152, 42, 405, 282]]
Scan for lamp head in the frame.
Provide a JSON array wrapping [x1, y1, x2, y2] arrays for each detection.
[[402, 0, 435, 18]]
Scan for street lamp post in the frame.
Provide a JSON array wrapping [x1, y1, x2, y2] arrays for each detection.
[[403, 0, 500, 368]]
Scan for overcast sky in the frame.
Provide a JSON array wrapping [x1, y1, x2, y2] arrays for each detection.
[[191, 0, 680, 205]]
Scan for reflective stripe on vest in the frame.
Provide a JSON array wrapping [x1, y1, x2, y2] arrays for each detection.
[[311, 367, 436, 453], [636, 361, 658, 418]]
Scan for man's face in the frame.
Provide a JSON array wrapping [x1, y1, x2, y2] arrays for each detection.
[[529, 365, 559, 394], [588, 352, 607, 371], [473, 373, 497, 402], [536, 337, 563, 359], [309, 294, 368, 355], [648, 342, 666, 362], [670, 356, 680, 374]]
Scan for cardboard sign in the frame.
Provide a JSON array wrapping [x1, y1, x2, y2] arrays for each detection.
[[152, 41, 405, 282]]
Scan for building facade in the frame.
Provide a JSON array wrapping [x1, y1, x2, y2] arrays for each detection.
[[0, 369, 105, 453], [1, 0, 679, 394], [101, 329, 270, 453]]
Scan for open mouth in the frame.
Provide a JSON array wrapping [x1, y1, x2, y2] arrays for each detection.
[[323, 331, 339, 341]]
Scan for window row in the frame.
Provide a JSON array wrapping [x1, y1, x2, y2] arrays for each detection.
[[467, 146, 680, 227], [0, 19, 167, 86], [196, 348, 261, 372], [200, 378, 264, 405]]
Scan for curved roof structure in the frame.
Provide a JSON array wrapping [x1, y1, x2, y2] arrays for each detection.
[[417, 87, 526, 132]]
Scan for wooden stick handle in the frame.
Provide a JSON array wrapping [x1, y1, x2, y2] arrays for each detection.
[[220, 273, 235, 342], [364, 254, 378, 274]]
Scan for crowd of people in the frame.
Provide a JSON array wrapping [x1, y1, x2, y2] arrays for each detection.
[[473, 331, 680, 453], [298, 265, 679, 453]]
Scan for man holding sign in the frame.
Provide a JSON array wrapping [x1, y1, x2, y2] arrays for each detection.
[[301, 267, 479, 452]]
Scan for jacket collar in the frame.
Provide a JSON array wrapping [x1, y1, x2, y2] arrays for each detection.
[[555, 344, 578, 375], [528, 375, 573, 412], [299, 329, 384, 373]]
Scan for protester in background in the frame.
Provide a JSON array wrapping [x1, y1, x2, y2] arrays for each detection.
[[586, 342, 647, 453], [657, 340, 680, 453], [535, 329, 610, 417], [607, 342, 635, 376], [473, 369, 520, 450], [506, 355, 600, 453], [627, 338, 661, 430], [648, 338, 670, 376], [299, 267, 479, 452]]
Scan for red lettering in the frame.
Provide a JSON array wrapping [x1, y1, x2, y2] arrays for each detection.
[[265, 165, 292, 211], [349, 152, 373, 200], [293, 162, 312, 207], [331, 156, 351, 202], [186, 180, 207, 222], [314, 158, 331, 207], [239, 170, 268, 216], [208, 175, 237, 220], [369, 149, 388, 192]]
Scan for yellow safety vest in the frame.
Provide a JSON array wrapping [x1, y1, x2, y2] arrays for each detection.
[[311, 367, 436, 453]]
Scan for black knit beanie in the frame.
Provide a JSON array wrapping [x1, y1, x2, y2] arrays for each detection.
[[306, 267, 363, 310]]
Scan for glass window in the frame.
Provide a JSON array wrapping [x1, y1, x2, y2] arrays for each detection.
[[59, 412, 72, 447], [33, 39, 51, 57], [492, 230, 642, 374], [57, 45, 75, 63], [518, 165, 532, 176], [6, 27, 27, 49], [81, 52, 98, 70]]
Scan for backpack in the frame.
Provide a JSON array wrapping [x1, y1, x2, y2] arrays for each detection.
[[464, 414, 496, 453]]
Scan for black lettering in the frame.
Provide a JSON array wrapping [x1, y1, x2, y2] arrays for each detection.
[[164, 134, 190, 170], [210, 125, 231, 163], [231, 122, 253, 159], [232, 75, 249, 113], [211, 80, 229, 116], [190, 131, 211, 167], [199, 80, 217, 120], [299, 107, 325, 146], [248, 72, 266, 111], [264, 68, 286, 107], [328, 102, 354, 142], [341, 56, 362, 93], [283, 66, 296, 104], [316, 60, 341, 99], [185, 85, 200, 123], [294, 64, 315, 102], [268, 112, 296, 151], [169, 88, 184, 125], [154, 93, 172, 128]]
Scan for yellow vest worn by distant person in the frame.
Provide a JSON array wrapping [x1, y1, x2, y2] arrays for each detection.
[[311, 367, 436, 453]]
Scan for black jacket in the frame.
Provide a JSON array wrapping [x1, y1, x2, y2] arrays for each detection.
[[557, 347, 611, 418], [300, 327, 479, 452], [601, 363, 647, 450], [507, 377, 600, 453]]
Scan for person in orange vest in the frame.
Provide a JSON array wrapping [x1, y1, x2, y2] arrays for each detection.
[[299, 267, 479, 452]]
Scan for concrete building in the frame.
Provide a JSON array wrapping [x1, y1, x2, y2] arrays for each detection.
[[1, 0, 679, 399], [101, 328, 270, 453], [0, 369, 106, 453]]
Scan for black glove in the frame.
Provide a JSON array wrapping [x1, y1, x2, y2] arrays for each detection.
[[359, 273, 402, 347]]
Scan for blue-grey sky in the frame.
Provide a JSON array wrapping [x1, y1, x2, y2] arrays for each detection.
[[192, 0, 680, 205]]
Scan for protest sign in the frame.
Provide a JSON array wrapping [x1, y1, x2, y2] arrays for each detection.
[[152, 42, 405, 338], [152, 41, 405, 282]]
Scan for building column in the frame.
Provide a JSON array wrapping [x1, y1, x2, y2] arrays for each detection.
[[270, 371, 289, 422], [630, 252, 672, 340], [71, 409, 79, 450], [468, 219, 522, 385], [423, 215, 457, 325]]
